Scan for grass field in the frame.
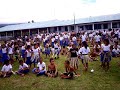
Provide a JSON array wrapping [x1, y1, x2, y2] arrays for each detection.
[[0, 54, 120, 90]]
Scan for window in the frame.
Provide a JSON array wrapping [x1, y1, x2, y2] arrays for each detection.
[[85, 25, 92, 30], [103, 24, 108, 29], [94, 24, 101, 29], [70, 26, 74, 31], [112, 23, 118, 28], [65, 26, 68, 31]]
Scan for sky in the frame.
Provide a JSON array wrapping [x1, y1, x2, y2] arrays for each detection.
[[0, 0, 120, 23]]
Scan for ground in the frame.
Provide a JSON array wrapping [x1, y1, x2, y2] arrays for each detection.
[[0, 54, 120, 90]]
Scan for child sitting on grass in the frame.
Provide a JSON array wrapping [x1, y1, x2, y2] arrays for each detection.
[[0, 60, 13, 78], [32, 57, 46, 76], [60, 60, 79, 79], [46, 58, 58, 77], [16, 60, 30, 76]]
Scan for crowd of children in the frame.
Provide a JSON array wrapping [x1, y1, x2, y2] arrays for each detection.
[[0, 29, 120, 79]]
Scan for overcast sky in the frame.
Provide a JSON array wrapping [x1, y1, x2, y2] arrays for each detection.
[[0, 0, 120, 23]]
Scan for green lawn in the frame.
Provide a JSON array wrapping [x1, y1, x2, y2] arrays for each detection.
[[0, 54, 120, 90]]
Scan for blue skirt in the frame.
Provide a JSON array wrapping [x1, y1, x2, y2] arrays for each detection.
[[100, 51, 111, 62], [21, 50, 26, 58], [2, 53, 8, 63], [60, 40, 63, 46], [26, 57, 32, 65]]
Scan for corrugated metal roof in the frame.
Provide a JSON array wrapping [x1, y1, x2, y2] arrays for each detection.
[[0, 13, 120, 32]]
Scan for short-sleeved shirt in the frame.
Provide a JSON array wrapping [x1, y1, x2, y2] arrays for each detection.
[[78, 47, 90, 55], [19, 63, 29, 70], [1, 64, 12, 72], [37, 62, 46, 71], [70, 48, 78, 57]]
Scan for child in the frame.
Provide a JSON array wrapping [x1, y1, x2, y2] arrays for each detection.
[[32, 58, 46, 76], [44, 45, 51, 58], [0, 60, 13, 78], [69, 44, 78, 70], [8, 43, 14, 64], [16, 60, 30, 76], [1, 44, 8, 63], [21, 43, 26, 62], [32, 43, 40, 67], [78, 41, 90, 71], [100, 39, 112, 71], [25, 45, 32, 68], [60, 60, 78, 79], [46, 58, 58, 77]]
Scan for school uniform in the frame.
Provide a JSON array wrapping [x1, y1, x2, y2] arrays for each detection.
[[32, 62, 46, 75], [32, 48, 40, 63], [100, 44, 111, 62], [2, 48, 8, 63], [59, 36, 64, 46], [44, 47, 51, 55], [26, 50, 32, 65], [18, 63, 29, 74], [21, 46, 26, 58], [78, 47, 90, 64], [1, 64, 13, 77]]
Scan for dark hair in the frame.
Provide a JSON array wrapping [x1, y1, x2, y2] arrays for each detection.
[[4, 60, 9, 65], [82, 41, 88, 49], [19, 60, 23, 64], [50, 58, 54, 62], [65, 60, 70, 65], [26, 45, 31, 49], [104, 39, 109, 45]]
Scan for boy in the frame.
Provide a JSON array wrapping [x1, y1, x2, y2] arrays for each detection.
[[16, 60, 30, 76], [60, 60, 79, 79], [32, 58, 46, 76], [46, 58, 58, 77]]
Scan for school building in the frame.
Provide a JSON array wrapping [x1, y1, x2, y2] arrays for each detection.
[[0, 13, 120, 40]]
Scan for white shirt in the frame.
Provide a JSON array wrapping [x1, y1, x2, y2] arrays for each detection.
[[37, 62, 46, 71], [33, 48, 40, 55], [101, 44, 111, 51], [112, 48, 120, 54], [78, 47, 90, 55], [26, 42, 31, 46], [19, 63, 29, 70], [94, 35, 101, 42], [51, 38, 55, 42], [8, 47, 13, 54], [55, 36, 59, 39], [26, 50, 31, 57], [1, 64, 12, 72], [72, 36, 77, 41], [60, 37, 63, 41], [21, 46, 25, 50], [2, 48, 7, 53], [82, 35, 86, 42]]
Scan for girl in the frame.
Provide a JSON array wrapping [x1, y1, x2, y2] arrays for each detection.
[[1, 44, 8, 63], [44, 45, 51, 58], [25, 45, 32, 68], [0, 60, 13, 78], [60, 60, 78, 79], [16, 60, 29, 76], [8, 43, 14, 64], [46, 58, 58, 77], [32, 43, 40, 67], [21, 43, 26, 62], [78, 41, 90, 71], [100, 39, 112, 71]]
